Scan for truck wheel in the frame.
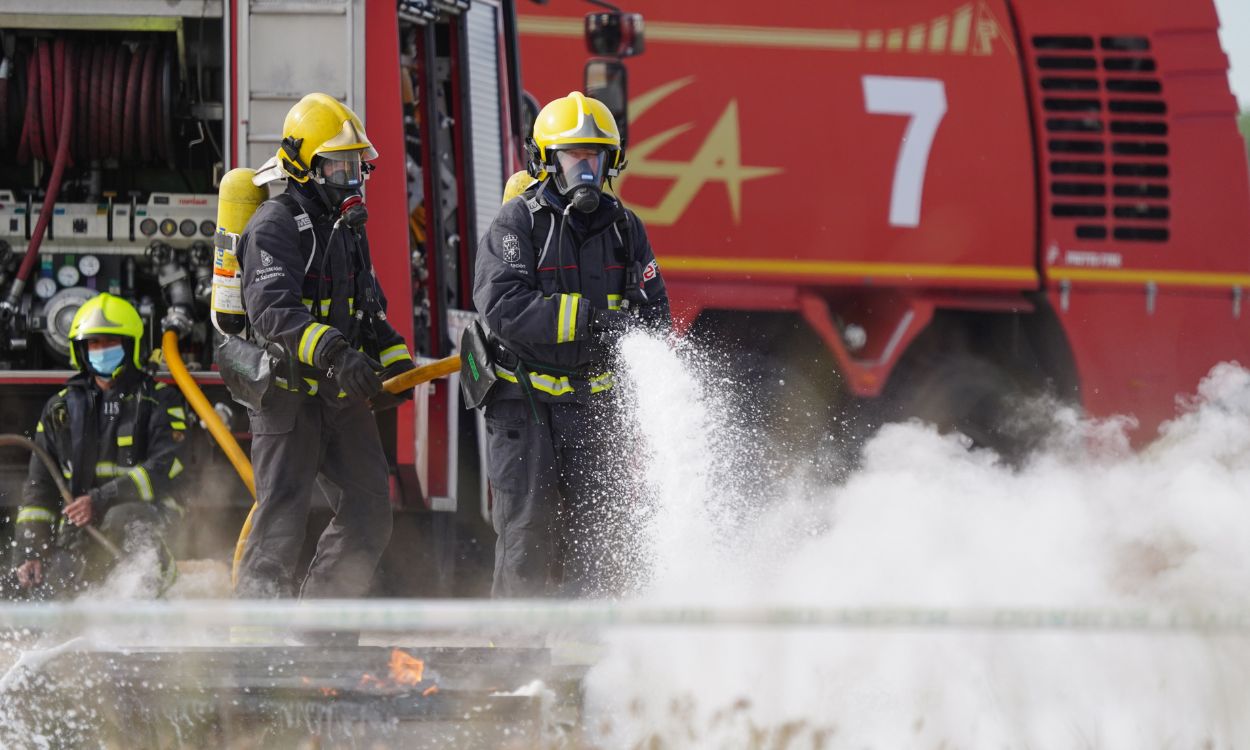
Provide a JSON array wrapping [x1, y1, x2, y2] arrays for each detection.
[[891, 354, 1039, 461]]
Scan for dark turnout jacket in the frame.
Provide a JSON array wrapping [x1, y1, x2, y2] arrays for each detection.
[[236, 185, 411, 402], [14, 368, 188, 562], [473, 186, 670, 402]]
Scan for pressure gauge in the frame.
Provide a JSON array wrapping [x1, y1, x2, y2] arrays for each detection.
[[34, 277, 58, 300], [56, 264, 80, 287], [78, 254, 101, 277]]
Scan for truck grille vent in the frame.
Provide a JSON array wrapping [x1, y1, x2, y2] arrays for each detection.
[[1031, 34, 1170, 244]]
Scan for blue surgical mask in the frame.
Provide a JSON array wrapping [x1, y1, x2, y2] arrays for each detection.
[[87, 344, 126, 377]]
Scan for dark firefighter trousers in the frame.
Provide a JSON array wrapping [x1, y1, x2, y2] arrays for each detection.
[[236, 393, 393, 599], [484, 395, 636, 598], [10, 503, 175, 600]]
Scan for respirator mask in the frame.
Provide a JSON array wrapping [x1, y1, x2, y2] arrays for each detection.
[[551, 146, 609, 213], [336, 194, 369, 231], [314, 152, 369, 225]]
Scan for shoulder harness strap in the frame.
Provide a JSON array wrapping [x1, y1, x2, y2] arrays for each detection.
[[270, 193, 318, 276]]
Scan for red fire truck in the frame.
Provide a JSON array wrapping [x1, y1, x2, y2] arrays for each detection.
[[518, 0, 1250, 451], [0, 0, 601, 593]]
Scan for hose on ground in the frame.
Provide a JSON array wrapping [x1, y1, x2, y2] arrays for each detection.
[[0, 434, 122, 559]]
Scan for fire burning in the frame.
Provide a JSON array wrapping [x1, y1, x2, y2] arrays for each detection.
[[300, 676, 339, 697], [389, 649, 425, 685], [351, 649, 436, 694]]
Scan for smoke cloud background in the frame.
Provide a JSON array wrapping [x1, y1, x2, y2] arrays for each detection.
[[585, 337, 1250, 748]]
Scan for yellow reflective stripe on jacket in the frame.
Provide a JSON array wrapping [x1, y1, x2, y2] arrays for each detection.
[[555, 293, 581, 344], [118, 435, 134, 447], [36, 421, 44, 433], [589, 372, 615, 393], [298, 323, 331, 365], [302, 298, 355, 316], [16, 507, 56, 524], [167, 406, 186, 421], [379, 344, 411, 367], [168, 458, 184, 479], [129, 466, 155, 501], [96, 461, 118, 478], [607, 294, 623, 311], [494, 366, 575, 396], [170, 421, 187, 430], [303, 377, 320, 396]]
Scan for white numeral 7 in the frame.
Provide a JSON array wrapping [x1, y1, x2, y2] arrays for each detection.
[[862, 76, 948, 228]]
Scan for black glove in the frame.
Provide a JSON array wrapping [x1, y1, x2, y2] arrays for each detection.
[[328, 344, 383, 401], [370, 358, 416, 412], [589, 307, 632, 346]]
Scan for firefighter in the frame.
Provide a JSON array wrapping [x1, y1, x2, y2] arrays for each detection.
[[472, 92, 670, 597], [11, 293, 185, 599], [232, 93, 415, 600]]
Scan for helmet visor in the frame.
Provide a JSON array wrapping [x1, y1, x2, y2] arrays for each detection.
[[552, 147, 608, 195], [316, 152, 364, 189]]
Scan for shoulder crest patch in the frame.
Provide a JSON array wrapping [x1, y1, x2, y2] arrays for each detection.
[[502, 234, 520, 263]]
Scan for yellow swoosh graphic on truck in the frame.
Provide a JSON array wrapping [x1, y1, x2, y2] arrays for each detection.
[[519, 2, 1016, 57]]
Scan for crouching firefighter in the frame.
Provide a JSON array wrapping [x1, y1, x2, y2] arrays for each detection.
[[223, 93, 416, 600], [11, 293, 185, 599], [466, 92, 671, 598]]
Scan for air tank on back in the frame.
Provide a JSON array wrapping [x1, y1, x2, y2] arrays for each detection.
[[211, 168, 267, 336]]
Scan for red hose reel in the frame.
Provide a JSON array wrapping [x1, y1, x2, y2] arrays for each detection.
[[0, 37, 177, 315]]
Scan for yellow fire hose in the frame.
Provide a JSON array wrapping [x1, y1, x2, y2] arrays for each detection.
[[0, 434, 123, 559], [161, 330, 460, 587]]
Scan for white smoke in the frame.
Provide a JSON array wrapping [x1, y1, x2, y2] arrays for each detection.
[[585, 338, 1250, 748]]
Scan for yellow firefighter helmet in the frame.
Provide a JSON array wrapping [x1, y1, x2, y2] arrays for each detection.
[[277, 93, 378, 183], [68, 293, 145, 371], [526, 91, 624, 179]]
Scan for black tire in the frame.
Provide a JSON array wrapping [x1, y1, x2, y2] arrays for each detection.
[[891, 353, 1039, 461]]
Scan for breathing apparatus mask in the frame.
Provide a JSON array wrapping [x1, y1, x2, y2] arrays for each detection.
[[551, 146, 609, 213], [313, 152, 371, 227]]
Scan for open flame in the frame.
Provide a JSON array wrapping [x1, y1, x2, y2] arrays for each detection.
[[351, 649, 436, 693], [300, 675, 339, 697], [388, 649, 425, 685]]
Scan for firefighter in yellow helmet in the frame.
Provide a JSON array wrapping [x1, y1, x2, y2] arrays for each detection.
[[226, 93, 414, 609], [469, 92, 670, 597], [10, 293, 186, 599]]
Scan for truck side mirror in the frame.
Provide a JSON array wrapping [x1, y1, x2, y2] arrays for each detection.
[[584, 12, 644, 58], [584, 59, 629, 147]]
